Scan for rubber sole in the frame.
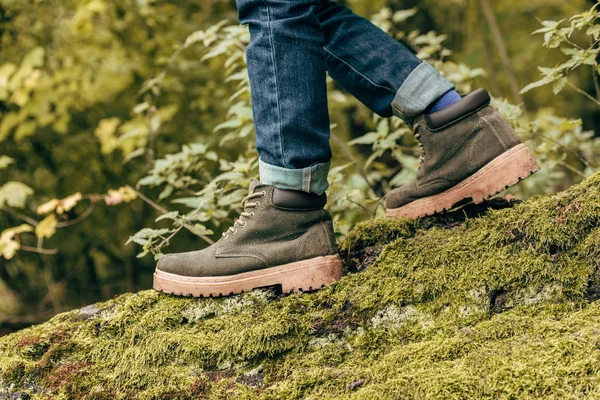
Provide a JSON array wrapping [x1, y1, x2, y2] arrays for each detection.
[[153, 255, 343, 298], [386, 144, 540, 219]]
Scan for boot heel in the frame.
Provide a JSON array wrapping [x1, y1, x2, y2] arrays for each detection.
[[386, 144, 540, 219], [278, 255, 343, 294]]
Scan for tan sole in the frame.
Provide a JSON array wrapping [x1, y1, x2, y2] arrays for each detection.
[[386, 144, 540, 219], [153, 255, 343, 298]]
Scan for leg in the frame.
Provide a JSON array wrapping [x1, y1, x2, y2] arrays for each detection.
[[153, 0, 345, 297], [312, 2, 539, 218], [314, 1, 455, 119], [238, 0, 332, 195]]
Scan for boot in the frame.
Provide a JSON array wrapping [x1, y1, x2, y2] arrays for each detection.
[[386, 89, 539, 219], [154, 180, 342, 297]]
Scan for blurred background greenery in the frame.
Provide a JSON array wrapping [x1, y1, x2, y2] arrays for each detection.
[[0, 0, 598, 335]]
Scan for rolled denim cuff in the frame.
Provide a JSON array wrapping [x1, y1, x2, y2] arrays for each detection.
[[391, 62, 455, 120], [259, 158, 330, 195]]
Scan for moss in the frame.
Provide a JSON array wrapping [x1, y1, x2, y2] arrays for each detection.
[[2, 173, 600, 399]]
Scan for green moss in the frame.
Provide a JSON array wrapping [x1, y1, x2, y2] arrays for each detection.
[[2, 173, 600, 399]]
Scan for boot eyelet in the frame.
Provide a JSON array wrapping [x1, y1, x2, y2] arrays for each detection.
[[260, 191, 267, 197], [255, 202, 261, 208], [240, 222, 247, 227], [232, 229, 238, 235], [250, 212, 255, 218]]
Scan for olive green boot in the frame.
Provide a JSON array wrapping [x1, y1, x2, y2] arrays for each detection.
[[154, 180, 342, 297], [386, 89, 539, 219]]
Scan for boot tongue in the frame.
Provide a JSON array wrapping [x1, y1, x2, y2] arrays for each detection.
[[248, 179, 264, 194]]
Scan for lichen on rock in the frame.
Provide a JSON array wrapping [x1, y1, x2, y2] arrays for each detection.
[[2, 173, 600, 399]]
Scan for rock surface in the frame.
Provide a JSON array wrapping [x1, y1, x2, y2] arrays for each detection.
[[1, 173, 600, 399]]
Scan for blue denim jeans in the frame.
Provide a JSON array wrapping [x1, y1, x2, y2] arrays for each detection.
[[235, 0, 454, 195]]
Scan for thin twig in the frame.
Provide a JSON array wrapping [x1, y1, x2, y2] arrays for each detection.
[[558, 161, 589, 178], [1, 206, 38, 226], [371, 196, 387, 219], [591, 36, 600, 107], [347, 199, 374, 215], [127, 185, 214, 245], [479, 0, 524, 107], [56, 203, 96, 228], [19, 246, 59, 255], [540, 134, 595, 173], [567, 81, 600, 107], [128, 186, 169, 214]]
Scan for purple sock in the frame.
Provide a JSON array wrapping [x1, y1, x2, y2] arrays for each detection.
[[427, 90, 461, 113]]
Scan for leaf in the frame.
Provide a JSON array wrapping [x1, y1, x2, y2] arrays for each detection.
[[57, 192, 82, 214], [155, 211, 179, 222], [35, 214, 57, 239], [392, 8, 418, 23], [348, 132, 380, 146], [37, 199, 60, 215], [95, 118, 120, 155], [553, 77, 568, 95], [214, 119, 242, 132], [125, 228, 170, 246], [14, 121, 37, 140], [121, 148, 145, 165], [186, 224, 213, 237], [0, 224, 33, 259], [558, 119, 583, 131], [520, 73, 562, 94], [0, 156, 14, 170], [587, 25, 600, 40], [0, 181, 34, 208], [105, 187, 138, 206]]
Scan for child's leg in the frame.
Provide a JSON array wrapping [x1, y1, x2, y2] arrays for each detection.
[[312, 2, 538, 220], [314, 1, 457, 120], [237, 0, 332, 195]]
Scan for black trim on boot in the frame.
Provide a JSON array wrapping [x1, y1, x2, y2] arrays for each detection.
[[272, 188, 327, 210], [425, 88, 491, 131]]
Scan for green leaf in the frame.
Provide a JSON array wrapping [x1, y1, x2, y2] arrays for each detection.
[[392, 8, 418, 23], [0, 181, 34, 208], [35, 214, 57, 239], [0, 224, 34, 259], [126, 228, 170, 246], [155, 211, 179, 222], [553, 77, 568, 95], [348, 132, 380, 146], [0, 156, 15, 170], [186, 224, 213, 237], [520, 73, 562, 94], [214, 119, 242, 132]]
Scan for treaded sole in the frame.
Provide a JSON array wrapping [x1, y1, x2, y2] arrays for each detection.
[[153, 255, 343, 298], [386, 144, 540, 219]]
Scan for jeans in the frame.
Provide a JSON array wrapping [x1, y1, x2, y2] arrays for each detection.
[[235, 0, 454, 195]]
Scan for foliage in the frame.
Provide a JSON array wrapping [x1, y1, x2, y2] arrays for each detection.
[[123, 4, 600, 258], [520, 3, 600, 102], [2, 171, 600, 398], [0, 0, 598, 325]]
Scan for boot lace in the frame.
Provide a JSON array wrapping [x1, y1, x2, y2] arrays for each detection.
[[412, 123, 425, 168], [222, 190, 266, 239]]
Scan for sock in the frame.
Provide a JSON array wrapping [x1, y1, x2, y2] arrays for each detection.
[[427, 90, 461, 113]]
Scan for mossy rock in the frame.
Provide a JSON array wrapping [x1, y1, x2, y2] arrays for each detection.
[[2, 173, 600, 399]]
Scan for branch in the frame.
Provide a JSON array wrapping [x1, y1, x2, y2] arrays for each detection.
[[540, 134, 595, 173], [591, 36, 600, 108], [1, 206, 38, 226], [567, 81, 600, 107], [19, 246, 59, 255], [127, 186, 215, 245], [479, 0, 525, 107], [55, 203, 96, 228]]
